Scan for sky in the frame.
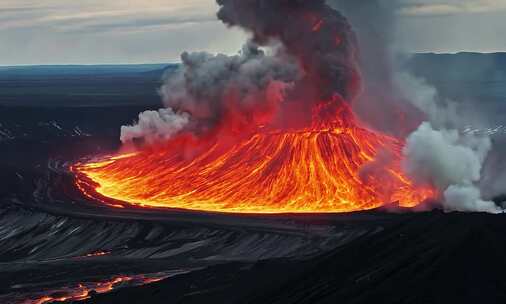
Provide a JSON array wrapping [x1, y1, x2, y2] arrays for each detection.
[[0, 0, 506, 65]]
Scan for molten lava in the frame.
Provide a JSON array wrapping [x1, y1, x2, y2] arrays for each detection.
[[26, 274, 168, 304], [73, 103, 435, 213]]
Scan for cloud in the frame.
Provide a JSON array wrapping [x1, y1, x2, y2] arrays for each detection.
[[398, 0, 506, 16], [54, 12, 217, 34], [0, 1, 216, 33], [1, 0, 505, 65], [0, 0, 248, 65]]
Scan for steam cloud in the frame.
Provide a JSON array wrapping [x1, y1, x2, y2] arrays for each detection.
[[120, 108, 190, 145], [398, 74, 500, 213]]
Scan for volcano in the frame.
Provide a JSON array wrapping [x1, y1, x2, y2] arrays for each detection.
[[72, 0, 435, 214], [73, 101, 434, 213]]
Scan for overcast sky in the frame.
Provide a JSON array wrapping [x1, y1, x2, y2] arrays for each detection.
[[1, 0, 505, 65]]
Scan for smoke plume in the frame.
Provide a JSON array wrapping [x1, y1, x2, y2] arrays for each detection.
[[121, 42, 300, 143], [159, 42, 300, 134], [328, 0, 421, 136], [217, 0, 361, 102]]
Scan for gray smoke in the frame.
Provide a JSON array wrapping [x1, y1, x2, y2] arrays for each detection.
[[328, 0, 421, 136], [121, 42, 301, 143], [120, 108, 190, 145], [159, 42, 300, 133], [217, 0, 361, 102]]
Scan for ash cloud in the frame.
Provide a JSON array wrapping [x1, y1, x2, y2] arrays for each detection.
[[217, 0, 361, 102]]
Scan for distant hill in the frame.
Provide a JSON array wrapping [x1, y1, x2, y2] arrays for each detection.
[[0, 64, 177, 78], [405, 53, 506, 103], [407, 52, 506, 82], [1, 54, 505, 107], [0, 64, 179, 107]]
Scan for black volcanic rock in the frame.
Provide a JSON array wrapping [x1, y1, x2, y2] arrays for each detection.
[[83, 212, 506, 304]]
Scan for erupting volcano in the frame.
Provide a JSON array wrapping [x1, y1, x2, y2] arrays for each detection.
[[73, 0, 436, 213]]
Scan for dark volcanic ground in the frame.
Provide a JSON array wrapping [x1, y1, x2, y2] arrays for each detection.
[[1, 60, 506, 303]]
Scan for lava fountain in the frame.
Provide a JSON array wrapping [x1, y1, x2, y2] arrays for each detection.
[[72, 0, 436, 213]]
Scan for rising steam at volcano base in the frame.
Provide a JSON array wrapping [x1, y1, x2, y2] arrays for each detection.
[[73, 0, 437, 214]]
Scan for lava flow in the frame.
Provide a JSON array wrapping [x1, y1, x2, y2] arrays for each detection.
[[73, 103, 435, 213], [25, 274, 168, 304]]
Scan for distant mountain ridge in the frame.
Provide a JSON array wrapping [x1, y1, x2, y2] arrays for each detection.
[[1, 53, 505, 107], [0, 64, 177, 77], [2, 52, 506, 81], [408, 52, 506, 82]]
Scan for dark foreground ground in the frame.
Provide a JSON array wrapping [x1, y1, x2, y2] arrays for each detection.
[[1, 58, 506, 303], [85, 211, 506, 304]]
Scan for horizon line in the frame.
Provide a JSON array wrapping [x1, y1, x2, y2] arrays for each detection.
[[2, 51, 506, 67]]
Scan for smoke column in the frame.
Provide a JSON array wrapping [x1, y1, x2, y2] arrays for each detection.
[[216, 0, 361, 103]]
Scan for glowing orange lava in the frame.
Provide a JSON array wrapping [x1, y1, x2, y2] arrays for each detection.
[[80, 250, 111, 258], [25, 274, 168, 304], [73, 103, 435, 213]]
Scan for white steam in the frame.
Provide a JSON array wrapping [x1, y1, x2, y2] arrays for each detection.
[[444, 185, 499, 213], [398, 73, 501, 213], [120, 108, 190, 145], [403, 123, 489, 190]]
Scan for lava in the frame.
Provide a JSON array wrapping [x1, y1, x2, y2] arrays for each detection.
[[80, 250, 111, 258], [73, 103, 435, 214], [24, 274, 168, 304]]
